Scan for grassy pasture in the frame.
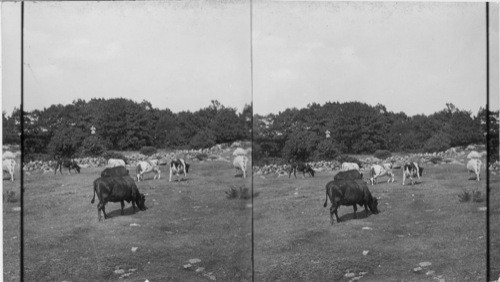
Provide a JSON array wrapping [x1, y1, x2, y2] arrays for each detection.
[[23, 159, 252, 281], [3, 156, 22, 282], [254, 163, 494, 281]]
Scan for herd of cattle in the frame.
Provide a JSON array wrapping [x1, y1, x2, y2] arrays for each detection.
[[288, 158, 483, 224]]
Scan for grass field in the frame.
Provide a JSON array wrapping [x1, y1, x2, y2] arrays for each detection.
[[22, 159, 252, 281], [254, 163, 497, 281], [3, 157, 21, 282]]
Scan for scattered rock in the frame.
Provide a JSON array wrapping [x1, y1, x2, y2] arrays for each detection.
[[130, 223, 141, 227], [362, 227, 372, 230], [425, 270, 435, 276], [114, 269, 125, 275], [419, 261, 432, 267], [478, 207, 487, 211], [183, 264, 192, 269], [204, 272, 216, 280], [128, 268, 137, 272], [413, 267, 423, 273], [12, 207, 21, 212], [345, 272, 356, 278], [362, 250, 369, 256], [349, 277, 363, 281], [131, 247, 138, 253], [119, 273, 132, 279], [359, 272, 368, 276], [189, 258, 201, 264], [195, 267, 205, 273]]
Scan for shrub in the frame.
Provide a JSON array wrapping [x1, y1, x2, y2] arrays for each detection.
[[139, 146, 157, 156], [24, 153, 53, 162], [423, 132, 452, 153], [195, 153, 209, 161], [430, 156, 443, 164], [80, 135, 110, 157], [190, 130, 216, 149], [315, 139, 342, 161], [373, 150, 392, 160], [102, 151, 127, 163], [337, 155, 362, 168]]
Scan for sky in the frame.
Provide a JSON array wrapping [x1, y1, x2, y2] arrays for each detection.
[[1, 1, 499, 117], [1, 1, 251, 115], [253, 1, 499, 116]]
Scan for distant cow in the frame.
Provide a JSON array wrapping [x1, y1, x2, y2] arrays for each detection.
[[323, 179, 379, 224], [402, 162, 423, 185], [55, 158, 81, 175], [289, 161, 315, 178], [91, 176, 147, 221], [466, 159, 482, 181], [370, 163, 395, 185], [2, 159, 16, 182], [169, 158, 190, 182], [341, 162, 360, 171], [101, 166, 129, 178], [136, 161, 161, 182], [233, 155, 248, 178], [107, 158, 126, 168], [334, 170, 363, 181]]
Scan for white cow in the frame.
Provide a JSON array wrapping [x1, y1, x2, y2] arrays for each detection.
[[341, 162, 360, 172], [169, 158, 190, 182], [136, 161, 161, 182], [2, 159, 16, 182], [402, 162, 423, 185], [233, 155, 248, 178], [466, 159, 482, 181], [370, 163, 394, 185], [232, 148, 247, 156], [107, 158, 126, 168]]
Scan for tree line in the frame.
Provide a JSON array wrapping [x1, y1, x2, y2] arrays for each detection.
[[3, 98, 252, 159], [253, 102, 499, 165]]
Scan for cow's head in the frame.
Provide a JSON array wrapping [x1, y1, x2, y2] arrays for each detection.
[[136, 193, 147, 211], [72, 162, 81, 173], [418, 167, 424, 177], [185, 163, 190, 173], [369, 197, 379, 214], [307, 166, 315, 177]]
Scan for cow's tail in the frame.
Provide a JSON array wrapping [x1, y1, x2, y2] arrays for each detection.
[[323, 185, 329, 207], [91, 179, 97, 204]]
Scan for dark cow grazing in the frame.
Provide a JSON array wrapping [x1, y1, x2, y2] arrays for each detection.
[[101, 166, 129, 178], [402, 162, 423, 185], [334, 170, 363, 181], [91, 176, 147, 221], [289, 161, 315, 178], [323, 180, 379, 224], [55, 158, 81, 175], [169, 158, 190, 182]]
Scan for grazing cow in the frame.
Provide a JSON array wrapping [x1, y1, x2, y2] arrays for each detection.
[[169, 158, 190, 182], [402, 162, 423, 185], [370, 163, 395, 185], [55, 158, 81, 175], [334, 170, 363, 181], [289, 161, 315, 178], [341, 162, 360, 171], [323, 179, 379, 224], [91, 176, 147, 221], [107, 158, 126, 168], [466, 159, 482, 181], [101, 166, 129, 178], [136, 161, 161, 182], [2, 159, 16, 182], [233, 155, 248, 178]]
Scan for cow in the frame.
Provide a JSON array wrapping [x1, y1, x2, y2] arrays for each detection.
[[107, 158, 126, 168], [169, 158, 190, 182], [370, 163, 395, 185], [402, 162, 423, 185], [91, 176, 147, 221], [233, 155, 248, 178], [2, 159, 16, 182], [101, 166, 129, 178], [289, 161, 315, 178], [466, 159, 482, 181], [334, 170, 363, 181], [55, 158, 81, 175], [323, 179, 379, 224], [341, 162, 360, 171], [136, 161, 161, 182]]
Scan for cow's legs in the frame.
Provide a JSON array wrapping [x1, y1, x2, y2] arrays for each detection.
[[364, 204, 370, 216], [330, 205, 341, 224], [242, 168, 246, 178], [352, 205, 358, 219], [120, 201, 125, 215], [132, 201, 136, 214], [97, 202, 106, 221]]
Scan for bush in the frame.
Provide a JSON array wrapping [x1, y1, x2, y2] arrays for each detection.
[[430, 156, 443, 164], [102, 151, 127, 163], [195, 153, 209, 161], [373, 150, 392, 160], [80, 135, 110, 157], [190, 130, 217, 149], [139, 146, 157, 156], [423, 132, 452, 153], [24, 153, 53, 162], [315, 139, 342, 161], [337, 155, 362, 168]]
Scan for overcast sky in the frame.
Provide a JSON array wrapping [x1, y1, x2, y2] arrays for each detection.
[[2, 1, 251, 115], [1, 1, 499, 117], [253, 1, 499, 116]]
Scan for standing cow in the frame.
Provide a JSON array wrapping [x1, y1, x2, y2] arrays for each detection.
[[91, 176, 147, 221], [233, 155, 248, 178], [289, 161, 315, 178], [107, 158, 126, 168], [466, 159, 482, 181], [2, 159, 16, 182], [136, 161, 161, 182], [402, 162, 423, 185], [323, 179, 379, 224], [169, 158, 190, 182], [101, 166, 129, 178], [370, 163, 395, 185], [334, 170, 363, 181], [55, 158, 81, 175]]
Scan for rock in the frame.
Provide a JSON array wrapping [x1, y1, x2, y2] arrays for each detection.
[[12, 207, 21, 212], [362, 250, 369, 256], [345, 272, 356, 278], [419, 262, 432, 267], [130, 223, 141, 227], [195, 267, 205, 273], [413, 267, 423, 273], [362, 227, 372, 230], [129, 268, 137, 272], [114, 269, 125, 275], [478, 207, 487, 211], [183, 264, 192, 269], [425, 270, 435, 276], [189, 258, 202, 264], [358, 272, 368, 276], [131, 247, 138, 253]]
